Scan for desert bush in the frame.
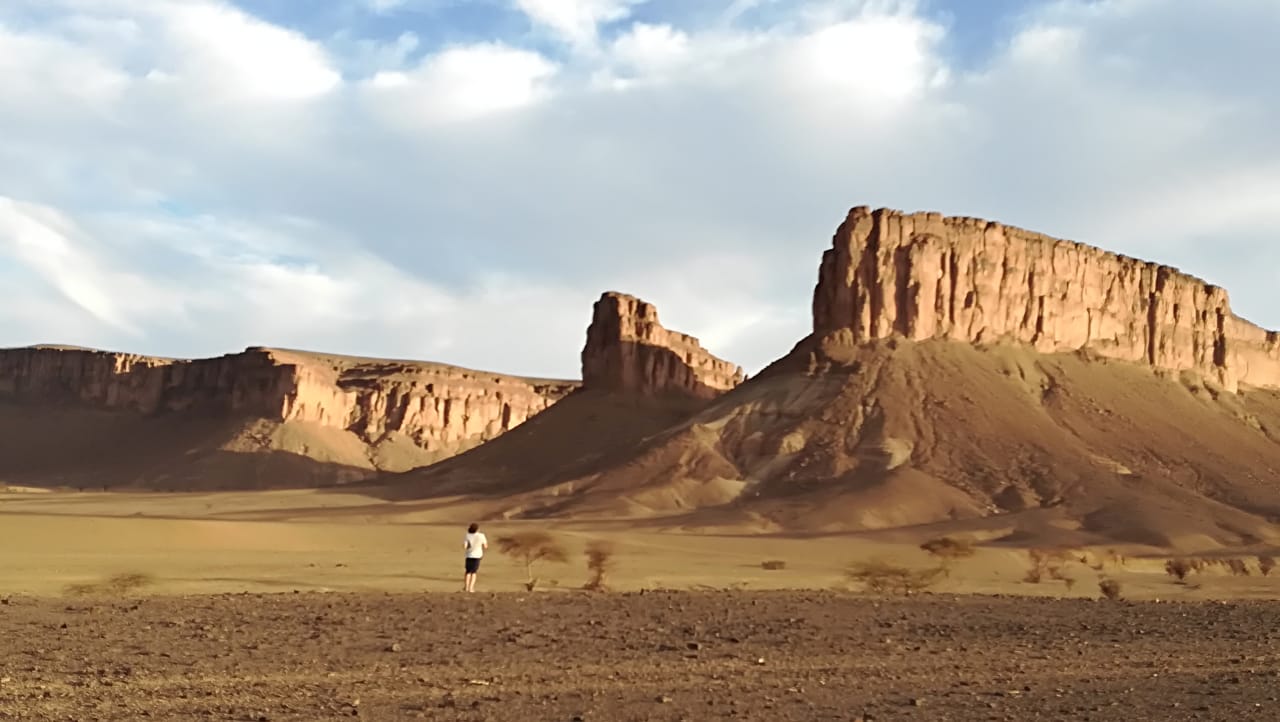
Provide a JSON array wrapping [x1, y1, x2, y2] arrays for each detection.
[[1224, 558, 1251, 577], [1082, 549, 1126, 571], [1024, 548, 1073, 585], [583, 540, 616, 591], [845, 560, 944, 596], [1164, 558, 1204, 582], [920, 537, 976, 576], [496, 531, 568, 589], [1098, 577, 1122, 600], [920, 536, 976, 561], [761, 560, 787, 571], [63, 572, 155, 597], [1258, 555, 1276, 577]]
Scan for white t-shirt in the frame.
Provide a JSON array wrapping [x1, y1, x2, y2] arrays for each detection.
[[464, 531, 487, 559]]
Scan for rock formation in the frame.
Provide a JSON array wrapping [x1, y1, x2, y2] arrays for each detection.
[[0, 345, 576, 458], [389, 205, 1280, 550], [812, 206, 1280, 392], [582, 292, 745, 399]]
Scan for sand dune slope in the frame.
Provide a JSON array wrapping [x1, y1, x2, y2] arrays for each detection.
[[392, 336, 1280, 549]]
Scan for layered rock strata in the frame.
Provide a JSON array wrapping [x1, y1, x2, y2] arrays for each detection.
[[582, 292, 745, 399], [0, 346, 576, 455], [812, 206, 1280, 392]]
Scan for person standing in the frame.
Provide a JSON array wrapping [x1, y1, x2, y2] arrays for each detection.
[[463, 523, 488, 592]]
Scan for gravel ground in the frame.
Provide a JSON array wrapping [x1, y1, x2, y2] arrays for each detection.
[[1, 590, 1278, 721]]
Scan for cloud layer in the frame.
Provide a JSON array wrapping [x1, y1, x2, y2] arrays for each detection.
[[1, 0, 1277, 378]]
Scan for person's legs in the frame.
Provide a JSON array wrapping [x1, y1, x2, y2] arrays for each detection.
[[464, 558, 481, 592]]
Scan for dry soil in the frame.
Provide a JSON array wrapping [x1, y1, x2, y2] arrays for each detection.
[[1, 591, 1278, 721]]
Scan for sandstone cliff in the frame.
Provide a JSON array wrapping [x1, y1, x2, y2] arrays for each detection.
[[582, 292, 745, 399], [812, 206, 1280, 392], [0, 345, 577, 461]]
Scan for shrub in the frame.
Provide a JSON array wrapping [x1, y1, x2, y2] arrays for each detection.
[[63, 572, 155, 597], [920, 537, 976, 576], [1024, 548, 1072, 585], [920, 536, 976, 560], [760, 560, 787, 571], [496, 531, 569, 589], [1098, 577, 1122, 600], [1224, 558, 1251, 577], [1164, 558, 1202, 582], [844, 560, 944, 596], [583, 540, 616, 591], [1258, 555, 1276, 577]]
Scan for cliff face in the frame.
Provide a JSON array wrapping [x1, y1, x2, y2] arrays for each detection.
[[812, 206, 1280, 392], [0, 346, 577, 457], [582, 292, 745, 399]]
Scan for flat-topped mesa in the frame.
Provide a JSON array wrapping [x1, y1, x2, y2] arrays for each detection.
[[812, 206, 1280, 392], [582, 292, 745, 399], [0, 346, 576, 457]]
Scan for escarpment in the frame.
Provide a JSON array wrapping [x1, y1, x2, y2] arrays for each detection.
[[812, 206, 1280, 392], [582, 292, 745, 399], [0, 290, 744, 490], [381, 292, 746, 499], [396, 205, 1280, 550], [0, 346, 576, 461]]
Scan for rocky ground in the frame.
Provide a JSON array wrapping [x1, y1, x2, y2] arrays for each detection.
[[1, 590, 1277, 721]]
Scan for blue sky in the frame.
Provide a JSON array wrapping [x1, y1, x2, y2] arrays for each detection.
[[1, 0, 1278, 378]]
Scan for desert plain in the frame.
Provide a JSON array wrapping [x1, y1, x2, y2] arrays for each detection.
[[3, 486, 1280, 721]]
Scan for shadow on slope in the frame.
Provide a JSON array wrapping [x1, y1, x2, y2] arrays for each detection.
[[0, 404, 380, 490], [367, 387, 709, 502], [385, 336, 1280, 550]]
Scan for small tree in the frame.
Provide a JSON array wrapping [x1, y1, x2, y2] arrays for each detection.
[[1098, 577, 1122, 601], [1164, 558, 1201, 583], [1258, 555, 1276, 577], [496, 531, 568, 590], [845, 560, 944, 596], [1224, 558, 1251, 577], [1025, 548, 1072, 585], [920, 537, 976, 576], [583, 540, 616, 591]]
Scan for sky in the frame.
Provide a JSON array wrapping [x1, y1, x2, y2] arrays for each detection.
[[1, 0, 1277, 380]]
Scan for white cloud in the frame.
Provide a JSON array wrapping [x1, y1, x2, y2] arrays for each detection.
[[149, 2, 341, 102], [788, 12, 946, 101], [611, 23, 690, 71], [367, 43, 558, 126], [515, 0, 644, 47], [1, 0, 1278, 378]]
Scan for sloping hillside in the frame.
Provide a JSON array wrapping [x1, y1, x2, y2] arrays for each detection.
[[388, 206, 1280, 550]]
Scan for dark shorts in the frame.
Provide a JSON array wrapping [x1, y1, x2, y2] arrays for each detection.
[[465, 557, 482, 574]]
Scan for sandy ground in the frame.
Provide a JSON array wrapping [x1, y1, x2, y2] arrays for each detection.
[[3, 490, 1280, 720], [2, 489, 1279, 601], [2, 591, 1279, 721]]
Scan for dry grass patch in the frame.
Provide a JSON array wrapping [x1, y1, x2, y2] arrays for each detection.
[[844, 560, 944, 596], [63, 572, 155, 597]]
